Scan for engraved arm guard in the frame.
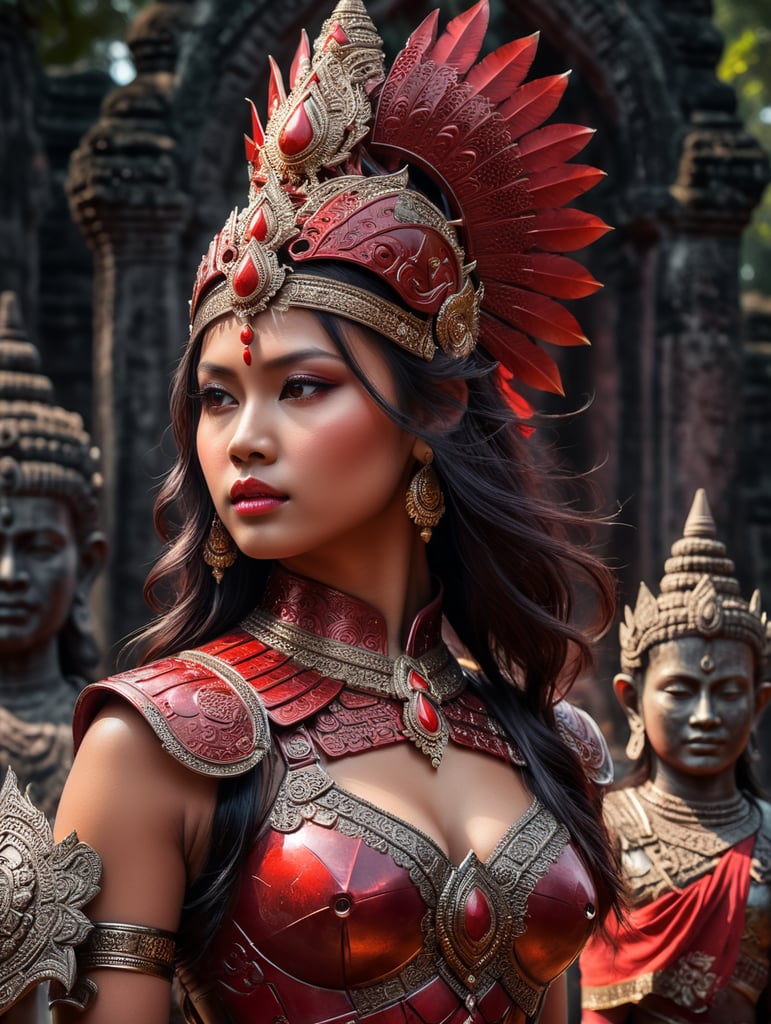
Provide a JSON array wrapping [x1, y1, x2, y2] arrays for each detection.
[[0, 767, 101, 1012]]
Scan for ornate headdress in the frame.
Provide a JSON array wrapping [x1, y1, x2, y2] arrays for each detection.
[[0, 291, 102, 536], [189, 0, 609, 415], [619, 489, 769, 672]]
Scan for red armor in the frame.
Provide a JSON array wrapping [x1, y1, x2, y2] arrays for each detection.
[[74, 567, 605, 1024]]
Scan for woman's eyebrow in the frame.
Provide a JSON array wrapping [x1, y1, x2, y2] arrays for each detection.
[[196, 361, 237, 378], [261, 348, 345, 370]]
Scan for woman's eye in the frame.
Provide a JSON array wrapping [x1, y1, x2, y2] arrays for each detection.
[[191, 385, 234, 410], [280, 377, 333, 401]]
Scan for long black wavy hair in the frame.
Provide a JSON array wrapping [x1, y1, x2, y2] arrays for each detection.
[[133, 261, 623, 965]]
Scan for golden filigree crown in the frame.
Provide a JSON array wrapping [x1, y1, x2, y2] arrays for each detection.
[[190, 0, 610, 417], [619, 489, 769, 672]]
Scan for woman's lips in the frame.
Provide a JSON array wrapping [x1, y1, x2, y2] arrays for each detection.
[[230, 478, 287, 515]]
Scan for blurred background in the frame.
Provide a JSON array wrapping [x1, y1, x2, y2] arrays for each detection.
[[2, 0, 770, 782]]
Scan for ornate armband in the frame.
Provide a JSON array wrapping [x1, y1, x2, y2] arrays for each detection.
[[77, 922, 176, 979], [48, 922, 177, 1011]]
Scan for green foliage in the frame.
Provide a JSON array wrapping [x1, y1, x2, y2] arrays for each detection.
[[37, 0, 143, 69], [714, 0, 771, 291]]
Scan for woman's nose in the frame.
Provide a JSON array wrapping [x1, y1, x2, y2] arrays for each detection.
[[226, 406, 277, 466]]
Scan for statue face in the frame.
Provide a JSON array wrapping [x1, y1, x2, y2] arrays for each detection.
[[0, 494, 79, 656], [639, 636, 755, 783]]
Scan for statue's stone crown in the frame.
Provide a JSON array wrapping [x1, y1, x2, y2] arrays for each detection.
[[619, 489, 768, 672]]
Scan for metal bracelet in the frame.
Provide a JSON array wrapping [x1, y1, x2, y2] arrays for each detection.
[[77, 922, 177, 981]]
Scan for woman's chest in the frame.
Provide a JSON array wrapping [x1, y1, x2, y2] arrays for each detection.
[[193, 724, 597, 1024]]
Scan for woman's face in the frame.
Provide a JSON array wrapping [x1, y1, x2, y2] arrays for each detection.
[[639, 636, 756, 786], [195, 309, 418, 576]]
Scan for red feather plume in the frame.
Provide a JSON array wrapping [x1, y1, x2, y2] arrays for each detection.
[[369, 0, 610, 414]]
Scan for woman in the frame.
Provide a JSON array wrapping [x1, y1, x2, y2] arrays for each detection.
[[49, 1, 621, 1021], [579, 490, 771, 1023]]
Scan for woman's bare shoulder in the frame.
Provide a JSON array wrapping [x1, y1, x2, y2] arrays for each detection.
[[54, 698, 217, 923]]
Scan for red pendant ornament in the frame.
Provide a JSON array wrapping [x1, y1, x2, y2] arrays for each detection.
[[436, 852, 506, 996], [396, 658, 449, 767], [240, 322, 254, 365]]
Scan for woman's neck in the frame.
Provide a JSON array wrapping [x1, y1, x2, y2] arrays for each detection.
[[280, 527, 432, 657]]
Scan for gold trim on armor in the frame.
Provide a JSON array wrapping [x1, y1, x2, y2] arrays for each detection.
[[269, 737, 566, 1020], [240, 607, 464, 702], [77, 922, 176, 981], [241, 606, 465, 766]]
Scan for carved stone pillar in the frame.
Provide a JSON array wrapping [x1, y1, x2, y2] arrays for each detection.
[[38, 69, 111, 432], [0, 0, 47, 332], [67, 1, 193, 659], [652, 0, 768, 562]]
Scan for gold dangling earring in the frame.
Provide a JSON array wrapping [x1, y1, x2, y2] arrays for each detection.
[[405, 450, 445, 543], [203, 513, 237, 584], [625, 714, 646, 761]]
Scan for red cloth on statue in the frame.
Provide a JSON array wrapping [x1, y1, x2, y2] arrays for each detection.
[[580, 835, 755, 1013]]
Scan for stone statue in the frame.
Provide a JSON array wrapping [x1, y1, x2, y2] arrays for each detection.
[[0, 291, 105, 820], [580, 488, 771, 1023]]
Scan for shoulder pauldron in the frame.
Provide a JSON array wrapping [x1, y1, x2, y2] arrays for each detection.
[[73, 630, 346, 778]]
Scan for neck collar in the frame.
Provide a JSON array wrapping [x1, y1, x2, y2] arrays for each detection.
[[261, 563, 444, 659], [244, 564, 462, 767]]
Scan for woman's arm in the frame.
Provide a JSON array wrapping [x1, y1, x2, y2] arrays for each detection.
[[52, 700, 217, 1024]]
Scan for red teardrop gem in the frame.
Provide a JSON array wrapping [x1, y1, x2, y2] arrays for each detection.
[[279, 101, 315, 157], [408, 669, 429, 692], [240, 324, 254, 343], [416, 693, 439, 734], [243, 348, 252, 365], [245, 206, 269, 242], [232, 252, 261, 298], [464, 886, 492, 942]]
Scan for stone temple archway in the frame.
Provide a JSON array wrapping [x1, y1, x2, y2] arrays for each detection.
[[172, 0, 763, 598], [60, 0, 767, 667]]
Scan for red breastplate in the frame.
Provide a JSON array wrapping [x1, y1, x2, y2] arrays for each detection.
[[179, 721, 597, 1024], [74, 566, 602, 1024]]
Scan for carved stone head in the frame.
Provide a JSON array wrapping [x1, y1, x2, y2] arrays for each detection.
[[614, 489, 771, 789], [0, 293, 106, 682]]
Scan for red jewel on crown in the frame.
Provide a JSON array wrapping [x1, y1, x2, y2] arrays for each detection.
[[395, 659, 449, 767]]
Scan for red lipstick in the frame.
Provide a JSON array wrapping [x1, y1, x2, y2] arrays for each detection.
[[230, 478, 287, 515]]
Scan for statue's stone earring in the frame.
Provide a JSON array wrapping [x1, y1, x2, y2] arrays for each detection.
[[625, 713, 646, 761], [406, 450, 445, 543], [203, 513, 237, 583]]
